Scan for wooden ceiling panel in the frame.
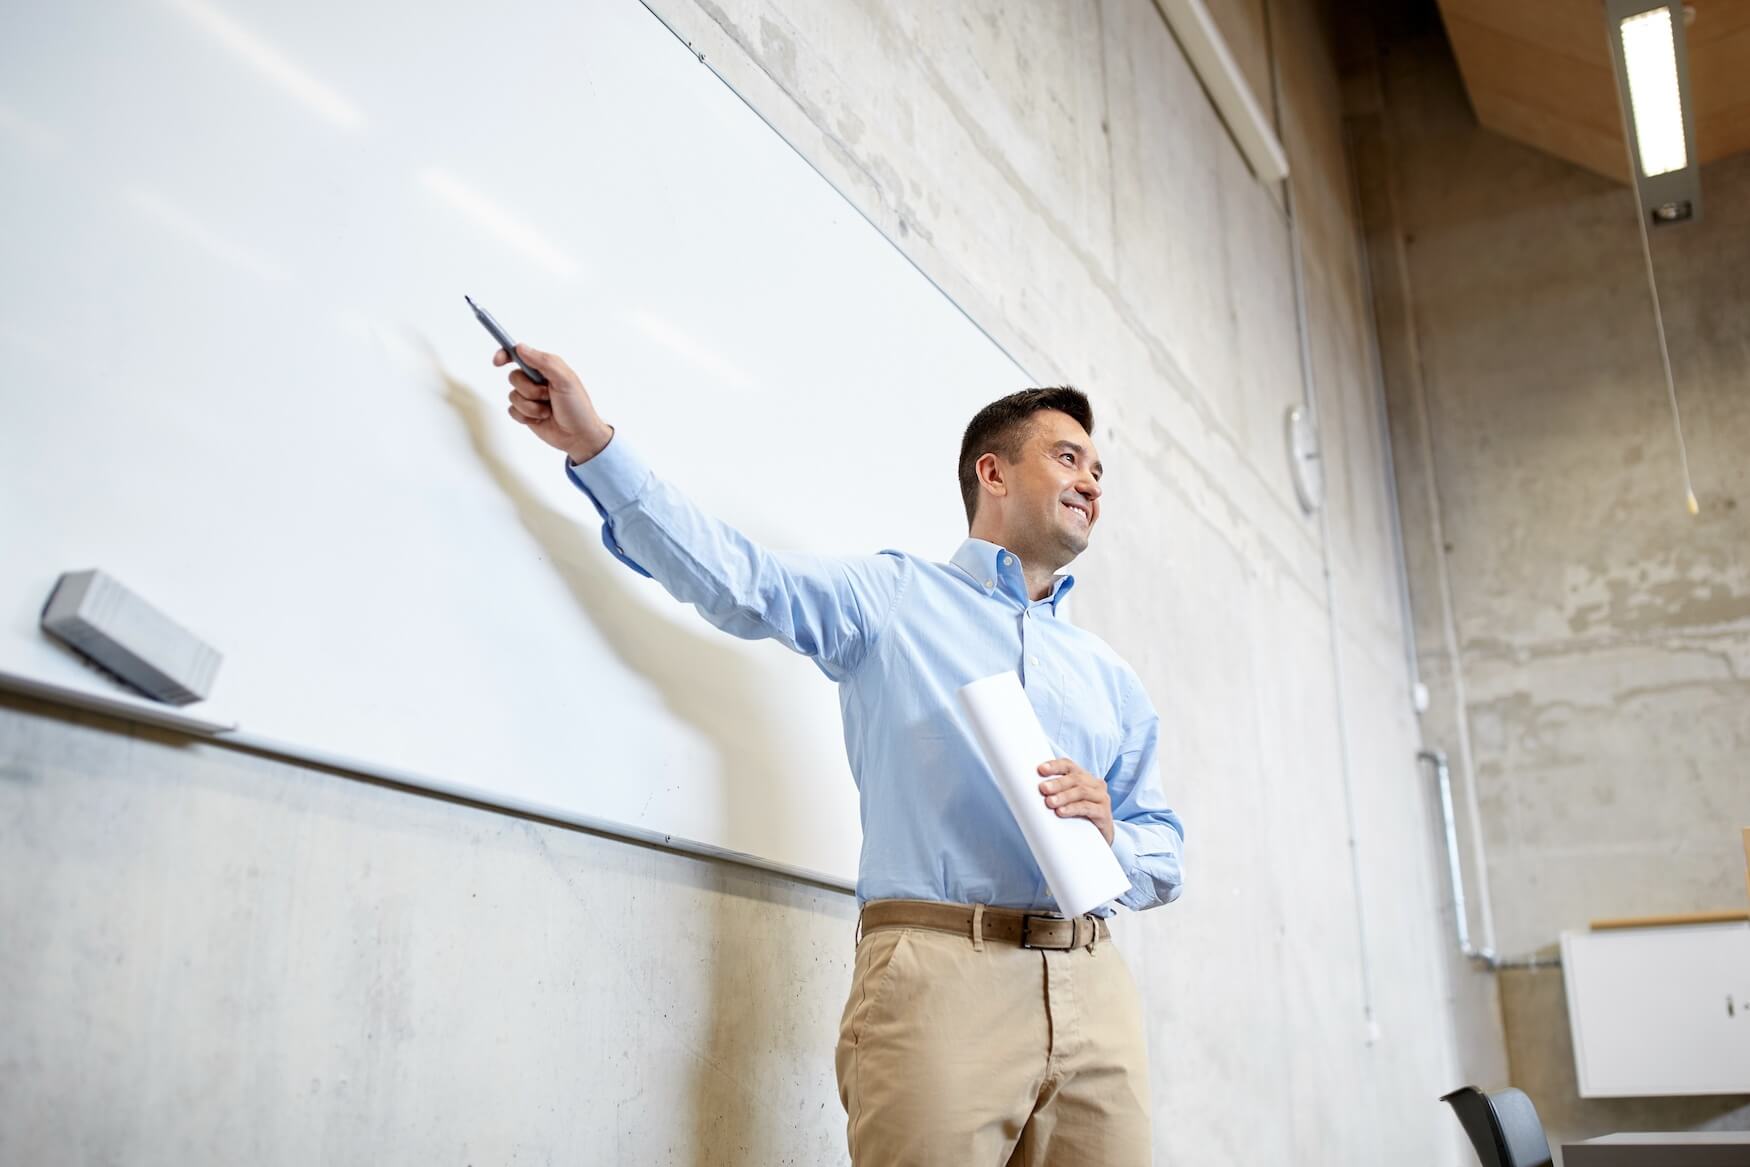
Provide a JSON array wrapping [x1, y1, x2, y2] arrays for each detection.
[[1689, 12, 1750, 158], [1444, 15, 1623, 135], [1440, 0, 1613, 66], [1468, 88, 1632, 182], [1435, 0, 1750, 179]]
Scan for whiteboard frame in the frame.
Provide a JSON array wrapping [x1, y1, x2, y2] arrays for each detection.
[[0, 669, 856, 893]]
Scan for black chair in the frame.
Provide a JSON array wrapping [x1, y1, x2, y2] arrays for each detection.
[[1440, 1085, 1553, 1167]]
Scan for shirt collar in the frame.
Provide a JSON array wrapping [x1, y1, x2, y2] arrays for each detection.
[[948, 538, 1076, 612]]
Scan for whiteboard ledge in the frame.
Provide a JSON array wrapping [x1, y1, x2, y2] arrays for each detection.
[[0, 670, 856, 896], [219, 727, 859, 895], [0, 669, 235, 735]]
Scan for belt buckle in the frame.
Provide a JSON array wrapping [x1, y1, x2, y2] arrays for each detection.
[[1019, 913, 1070, 950]]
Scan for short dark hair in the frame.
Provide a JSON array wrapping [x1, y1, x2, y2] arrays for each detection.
[[957, 386, 1094, 524]]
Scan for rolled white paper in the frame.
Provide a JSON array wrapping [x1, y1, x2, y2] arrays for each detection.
[[957, 671, 1131, 917]]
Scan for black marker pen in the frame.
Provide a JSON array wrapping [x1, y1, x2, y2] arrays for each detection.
[[465, 295, 549, 386]]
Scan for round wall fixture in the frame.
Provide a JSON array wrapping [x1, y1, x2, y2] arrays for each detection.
[[1285, 405, 1324, 514]]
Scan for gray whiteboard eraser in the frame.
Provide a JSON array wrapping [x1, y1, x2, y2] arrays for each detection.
[[40, 570, 222, 706]]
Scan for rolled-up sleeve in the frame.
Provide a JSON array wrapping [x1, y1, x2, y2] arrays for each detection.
[[566, 437, 907, 681], [1104, 675, 1185, 911]]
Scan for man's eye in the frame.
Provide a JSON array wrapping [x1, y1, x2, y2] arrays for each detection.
[[1060, 453, 1075, 465]]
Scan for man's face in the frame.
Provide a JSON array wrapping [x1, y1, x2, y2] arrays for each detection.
[[1001, 409, 1104, 561]]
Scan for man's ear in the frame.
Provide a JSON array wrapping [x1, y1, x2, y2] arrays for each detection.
[[976, 451, 1008, 499]]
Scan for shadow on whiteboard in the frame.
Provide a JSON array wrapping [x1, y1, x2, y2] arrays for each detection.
[[429, 344, 802, 875]]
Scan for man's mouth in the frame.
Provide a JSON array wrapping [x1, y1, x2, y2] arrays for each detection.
[[1062, 500, 1091, 524]]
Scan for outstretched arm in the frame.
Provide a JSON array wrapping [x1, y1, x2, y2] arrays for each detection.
[[497, 344, 907, 681]]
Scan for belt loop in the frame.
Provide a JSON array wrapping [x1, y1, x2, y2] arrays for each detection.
[[855, 906, 864, 947], [1084, 915, 1098, 953], [971, 903, 985, 952]]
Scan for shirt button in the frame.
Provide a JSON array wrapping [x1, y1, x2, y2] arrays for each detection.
[[1030, 656, 1040, 666], [984, 579, 994, 589], [1002, 555, 1013, 566]]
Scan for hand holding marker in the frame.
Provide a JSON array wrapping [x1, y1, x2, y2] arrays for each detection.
[[467, 295, 615, 464]]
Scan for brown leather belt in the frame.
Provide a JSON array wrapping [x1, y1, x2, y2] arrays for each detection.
[[859, 899, 1108, 950]]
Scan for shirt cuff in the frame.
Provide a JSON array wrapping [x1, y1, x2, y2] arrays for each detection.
[[564, 433, 651, 514], [563, 435, 656, 579]]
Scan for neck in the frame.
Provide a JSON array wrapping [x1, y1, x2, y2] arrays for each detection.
[[1018, 559, 1059, 602], [968, 522, 1064, 601]]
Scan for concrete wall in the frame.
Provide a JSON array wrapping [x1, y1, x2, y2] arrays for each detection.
[[1, 1, 1487, 1162], [1351, 15, 1750, 1156]]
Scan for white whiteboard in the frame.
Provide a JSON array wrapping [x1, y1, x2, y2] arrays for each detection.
[[0, 0, 1027, 884]]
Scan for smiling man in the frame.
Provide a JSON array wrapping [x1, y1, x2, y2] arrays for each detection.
[[496, 343, 1184, 1167]]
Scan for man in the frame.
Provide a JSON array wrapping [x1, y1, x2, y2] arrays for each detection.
[[495, 342, 1184, 1166]]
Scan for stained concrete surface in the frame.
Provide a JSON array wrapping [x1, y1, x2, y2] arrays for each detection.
[[1376, 27, 1750, 965], [1359, 20, 1750, 1158]]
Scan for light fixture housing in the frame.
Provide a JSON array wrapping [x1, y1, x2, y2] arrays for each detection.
[[1605, 1, 1702, 226]]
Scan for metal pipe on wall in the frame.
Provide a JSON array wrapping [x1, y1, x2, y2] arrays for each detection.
[[1419, 748, 1560, 972]]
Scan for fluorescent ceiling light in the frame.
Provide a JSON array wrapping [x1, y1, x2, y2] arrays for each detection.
[[1619, 7, 1688, 177]]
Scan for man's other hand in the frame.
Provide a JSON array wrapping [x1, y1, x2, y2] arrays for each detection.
[[1037, 758, 1114, 846], [496, 344, 614, 463]]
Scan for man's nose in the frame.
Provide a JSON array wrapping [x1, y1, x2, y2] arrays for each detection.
[[1078, 476, 1102, 503]]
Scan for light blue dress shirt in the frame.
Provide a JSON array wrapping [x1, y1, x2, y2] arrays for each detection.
[[567, 437, 1184, 915]]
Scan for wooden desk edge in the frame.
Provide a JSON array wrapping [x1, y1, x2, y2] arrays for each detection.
[[1589, 908, 1750, 930]]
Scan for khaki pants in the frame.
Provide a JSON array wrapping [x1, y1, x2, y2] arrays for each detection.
[[835, 903, 1152, 1166]]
